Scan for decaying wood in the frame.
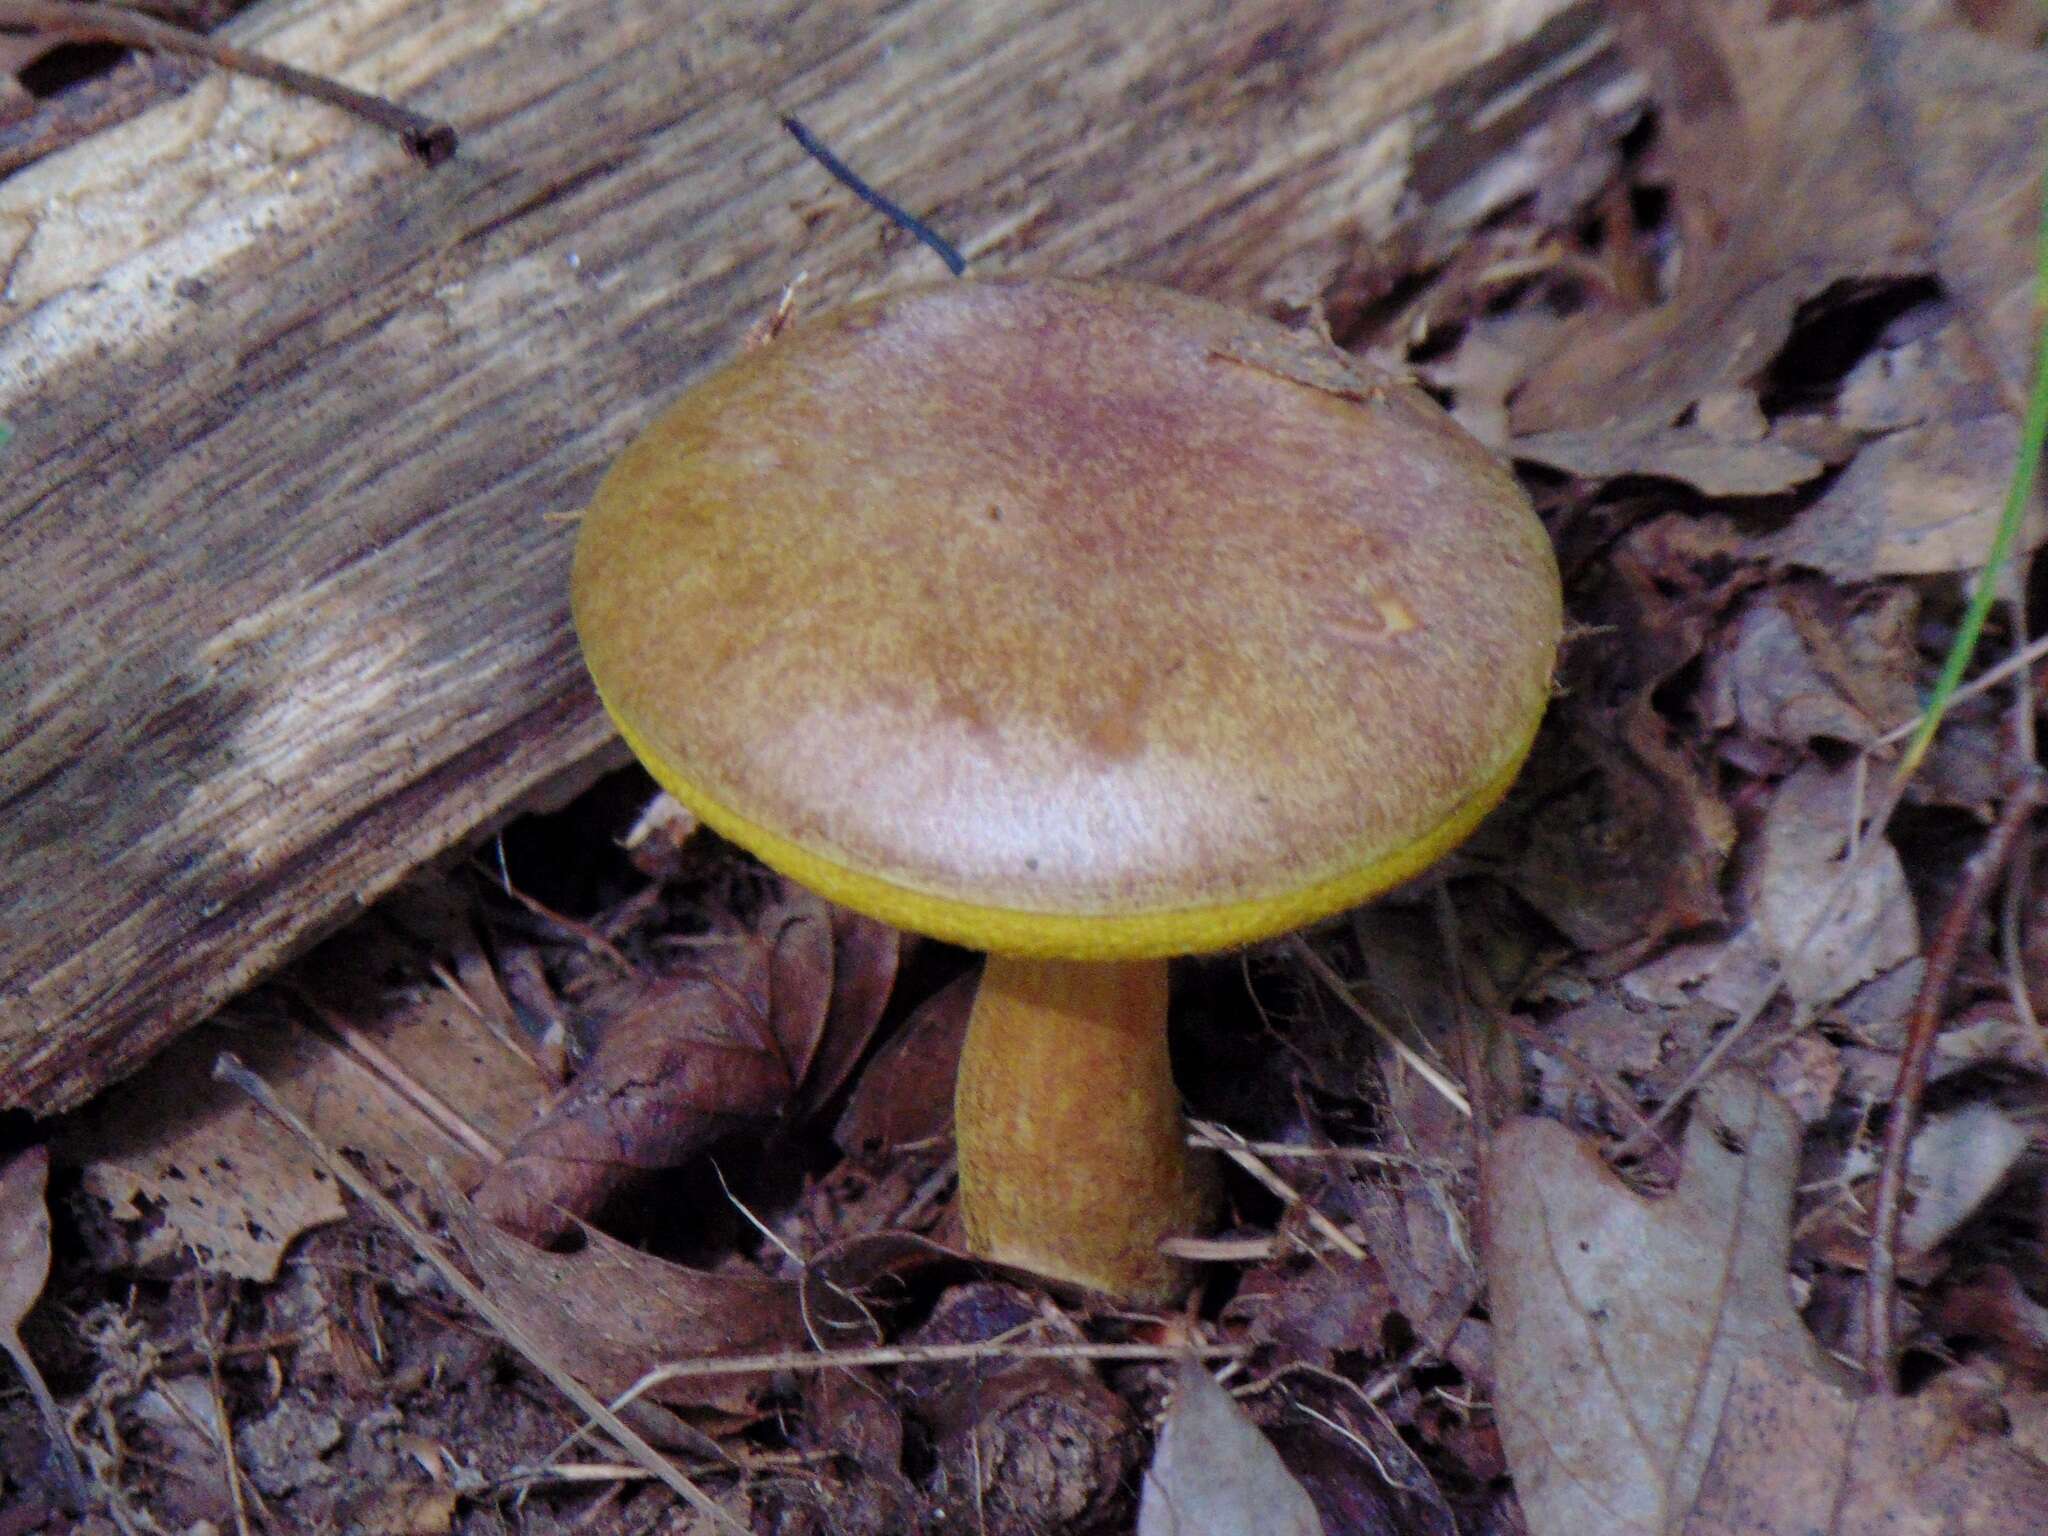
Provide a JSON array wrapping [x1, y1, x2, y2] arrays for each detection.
[[0, 0, 1641, 1113]]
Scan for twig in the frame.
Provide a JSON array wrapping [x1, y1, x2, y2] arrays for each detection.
[[613, 1337, 1246, 1405], [1872, 630, 2048, 748], [1184, 1117, 1369, 1261], [295, 991, 506, 1169], [1158, 1234, 1285, 1262], [210, 1053, 748, 1536], [1289, 937, 1472, 1118], [2, 1320, 88, 1513], [1183, 1133, 1450, 1169], [1864, 772, 2046, 1390], [780, 114, 966, 276], [479, 862, 634, 971], [190, 1269, 255, 1536], [1431, 881, 1495, 1204], [2003, 823, 2042, 1055], [0, 1, 454, 163]]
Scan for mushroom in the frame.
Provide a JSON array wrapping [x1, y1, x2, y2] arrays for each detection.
[[570, 277, 1561, 1302]]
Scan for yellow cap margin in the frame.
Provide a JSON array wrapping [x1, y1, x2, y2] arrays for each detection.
[[600, 682, 1544, 961]]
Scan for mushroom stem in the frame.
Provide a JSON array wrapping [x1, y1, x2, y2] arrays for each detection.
[[955, 955, 1216, 1303]]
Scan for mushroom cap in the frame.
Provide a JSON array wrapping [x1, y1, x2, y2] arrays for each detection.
[[571, 278, 1561, 959]]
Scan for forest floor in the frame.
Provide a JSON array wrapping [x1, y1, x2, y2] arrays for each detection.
[[10, 1, 2048, 1533]]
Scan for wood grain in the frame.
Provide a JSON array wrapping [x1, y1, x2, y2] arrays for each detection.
[[0, 0, 1639, 1112]]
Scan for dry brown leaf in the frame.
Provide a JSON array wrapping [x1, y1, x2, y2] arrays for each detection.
[[1489, 1072, 1844, 1536], [1902, 1103, 2031, 1257], [1511, 1, 1930, 455], [1222, 1249, 1399, 1369], [1, 1145, 85, 1508], [1750, 762, 1919, 1010], [1681, 1361, 2048, 1535], [339, 1481, 461, 1536], [1512, 0, 2046, 575], [1514, 427, 1827, 498], [0, 1145, 53, 1349], [1504, 515, 1743, 961], [1702, 584, 1921, 751], [62, 981, 550, 1279], [472, 886, 895, 1242], [1415, 313, 1553, 452], [1870, 2, 2046, 412], [1138, 1358, 1325, 1536], [62, 1028, 350, 1280], [1765, 406, 2042, 579], [797, 906, 901, 1119], [445, 1190, 811, 1417], [1934, 1268, 2048, 1383], [834, 969, 975, 1163]]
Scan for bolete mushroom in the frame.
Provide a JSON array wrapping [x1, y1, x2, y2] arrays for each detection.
[[570, 277, 1561, 1302]]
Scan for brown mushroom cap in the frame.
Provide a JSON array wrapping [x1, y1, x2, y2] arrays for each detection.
[[571, 277, 1561, 958]]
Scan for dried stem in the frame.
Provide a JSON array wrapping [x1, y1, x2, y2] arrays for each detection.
[[1290, 936, 1472, 1118], [1185, 1117, 1368, 1262], [190, 1270, 255, 1536], [1864, 772, 2046, 1390], [0, 1, 454, 162]]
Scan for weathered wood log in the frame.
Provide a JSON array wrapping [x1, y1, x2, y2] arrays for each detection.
[[0, 0, 1639, 1113]]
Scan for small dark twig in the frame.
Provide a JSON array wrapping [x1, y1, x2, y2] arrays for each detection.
[[780, 114, 965, 276], [0, 1, 454, 163], [1865, 770, 2047, 1390]]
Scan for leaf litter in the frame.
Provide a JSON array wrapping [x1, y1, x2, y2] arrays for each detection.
[[16, 0, 2048, 1530]]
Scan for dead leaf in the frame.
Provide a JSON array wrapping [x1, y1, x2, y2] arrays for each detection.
[[1765, 408, 2037, 579], [0, 1146, 53, 1353], [834, 970, 975, 1162], [1222, 1250, 1400, 1368], [1903, 1103, 2031, 1257], [340, 1481, 461, 1536], [764, 895, 837, 1092], [474, 886, 898, 1242], [63, 1030, 349, 1281], [1488, 1072, 1846, 1536], [1681, 1360, 2048, 1535], [234, 1396, 344, 1497], [1867, 5, 2047, 412], [1702, 584, 1921, 750], [0, 1146, 85, 1509], [1342, 1162, 1480, 1354], [1138, 1358, 1325, 1536], [1514, 426, 1826, 498], [1504, 515, 1742, 961], [445, 1190, 813, 1417], [1762, 1032, 1843, 1127], [1269, 1417, 1454, 1536], [1414, 313, 1550, 451], [796, 906, 902, 1119], [1511, 2, 1930, 451], [62, 980, 550, 1279], [1934, 1268, 2048, 1383], [1512, 0, 2046, 574], [1751, 762, 1919, 1010]]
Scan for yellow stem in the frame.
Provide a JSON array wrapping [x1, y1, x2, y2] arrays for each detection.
[[954, 955, 1215, 1302]]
